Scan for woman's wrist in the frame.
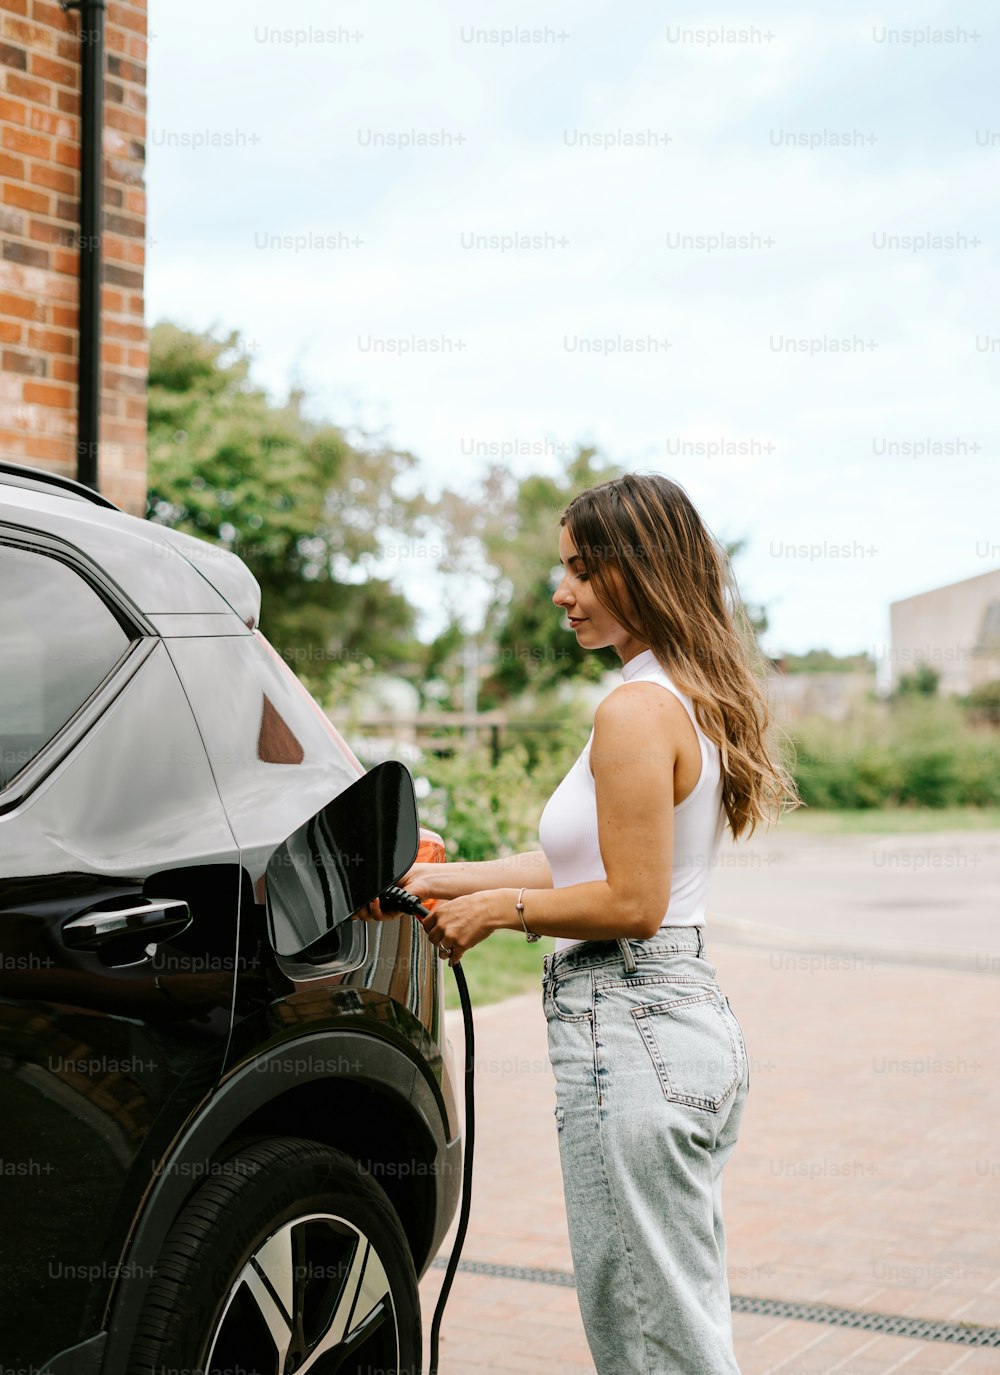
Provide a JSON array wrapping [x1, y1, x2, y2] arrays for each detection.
[[419, 861, 467, 901], [490, 888, 524, 933]]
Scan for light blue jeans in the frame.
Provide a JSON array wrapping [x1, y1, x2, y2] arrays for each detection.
[[543, 926, 750, 1374]]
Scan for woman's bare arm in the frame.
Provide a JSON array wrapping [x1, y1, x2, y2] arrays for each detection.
[[363, 683, 689, 941], [410, 849, 552, 901], [482, 681, 681, 941]]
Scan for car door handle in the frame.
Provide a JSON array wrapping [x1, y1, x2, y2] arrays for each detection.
[[62, 898, 192, 951]]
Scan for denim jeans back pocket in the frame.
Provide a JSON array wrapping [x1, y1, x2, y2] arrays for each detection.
[[631, 988, 742, 1112], [724, 995, 751, 1093]]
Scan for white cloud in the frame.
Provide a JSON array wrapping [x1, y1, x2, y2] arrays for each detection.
[[147, 0, 999, 653]]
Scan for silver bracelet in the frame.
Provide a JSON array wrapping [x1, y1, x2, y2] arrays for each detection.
[[516, 886, 541, 942]]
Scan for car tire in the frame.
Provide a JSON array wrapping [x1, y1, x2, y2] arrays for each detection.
[[125, 1134, 422, 1375]]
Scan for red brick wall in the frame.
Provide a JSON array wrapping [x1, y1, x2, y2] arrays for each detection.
[[0, 0, 147, 514]]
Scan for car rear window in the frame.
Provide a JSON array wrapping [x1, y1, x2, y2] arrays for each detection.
[[0, 545, 132, 788]]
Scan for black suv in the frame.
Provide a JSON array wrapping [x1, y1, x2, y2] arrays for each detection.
[[0, 462, 462, 1374]]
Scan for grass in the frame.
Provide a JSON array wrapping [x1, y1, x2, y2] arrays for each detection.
[[443, 927, 553, 1012], [777, 805, 1000, 834]]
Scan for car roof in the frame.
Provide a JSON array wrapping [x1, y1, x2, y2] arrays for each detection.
[[0, 460, 121, 509], [0, 462, 261, 626]]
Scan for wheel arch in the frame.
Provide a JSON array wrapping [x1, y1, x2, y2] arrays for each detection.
[[100, 1028, 451, 1373]]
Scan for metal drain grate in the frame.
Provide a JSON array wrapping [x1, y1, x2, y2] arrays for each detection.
[[428, 1257, 1000, 1347], [728, 1295, 999, 1348]]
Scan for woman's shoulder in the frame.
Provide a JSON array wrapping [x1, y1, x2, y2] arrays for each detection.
[[594, 674, 693, 727]]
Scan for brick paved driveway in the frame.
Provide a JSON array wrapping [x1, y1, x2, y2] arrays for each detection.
[[418, 909, 1000, 1373]]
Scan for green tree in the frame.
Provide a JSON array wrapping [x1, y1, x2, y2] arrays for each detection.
[[426, 448, 620, 707], [433, 448, 770, 707], [485, 448, 626, 702], [145, 321, 434, 694]]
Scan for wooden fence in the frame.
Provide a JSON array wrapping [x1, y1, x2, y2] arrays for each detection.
[[327, 712, 563, 767]]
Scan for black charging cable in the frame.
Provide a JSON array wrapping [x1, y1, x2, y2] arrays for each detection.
[[378, 883, 474, 1375]]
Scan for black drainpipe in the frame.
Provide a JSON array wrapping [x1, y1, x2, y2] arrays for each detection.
[[59, 0, 106, 493]]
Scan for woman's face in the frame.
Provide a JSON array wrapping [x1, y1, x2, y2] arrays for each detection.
[[552, 523, 645, 662]]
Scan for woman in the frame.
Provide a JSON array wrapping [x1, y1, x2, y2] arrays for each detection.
[[361, 472, 799, 1373]]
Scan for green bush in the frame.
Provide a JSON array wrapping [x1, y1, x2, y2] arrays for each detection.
[[789, 697, 1000, 809], [961, 680, 1000, 727], [896, 743, 962, 807], [946, 739, 1000, 806], [794, 742, 903, 809], [407, 689, 1000, 857], [417, 713, 590, 860]]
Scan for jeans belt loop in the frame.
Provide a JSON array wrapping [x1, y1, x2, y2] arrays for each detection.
[[617, 937, 638, 974]]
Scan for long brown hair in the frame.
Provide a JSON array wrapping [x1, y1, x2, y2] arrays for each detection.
[[561, 472, 801, 840]]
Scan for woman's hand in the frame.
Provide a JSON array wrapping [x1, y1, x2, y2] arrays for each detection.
[[415, 889, 507, 966], [350, 861, 440, 923], [352, 874, 509, 966]]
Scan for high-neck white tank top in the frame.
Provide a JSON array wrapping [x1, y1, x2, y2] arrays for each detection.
[[537, 647, 726, 952]]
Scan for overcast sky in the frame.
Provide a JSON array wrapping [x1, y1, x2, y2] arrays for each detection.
[[145, 0, 999, 668]]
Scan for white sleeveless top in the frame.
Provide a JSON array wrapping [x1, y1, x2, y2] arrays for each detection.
[[537, 647, 726, 952]]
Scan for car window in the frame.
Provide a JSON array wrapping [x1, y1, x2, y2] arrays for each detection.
[[0, 545, 132, 788]]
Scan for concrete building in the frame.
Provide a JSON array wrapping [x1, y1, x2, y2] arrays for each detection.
[[888, 567, 1000, 697]]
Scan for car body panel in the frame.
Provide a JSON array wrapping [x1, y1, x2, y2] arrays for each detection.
[[0, 638, 242, 1364], [0, 472, 461, 1371], [162, 631, 365, 891]]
